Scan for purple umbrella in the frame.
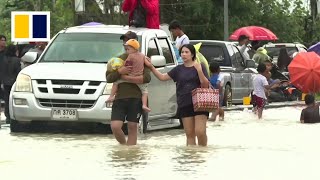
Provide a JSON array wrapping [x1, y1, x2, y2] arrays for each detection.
[[81, 22, 105, 26], [308, 42, 320, 55]]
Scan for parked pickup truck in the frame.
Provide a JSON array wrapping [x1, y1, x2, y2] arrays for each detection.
[[9, 25, 180, 133], [264, 42, 307, 63], [190, 40, 257, 106]]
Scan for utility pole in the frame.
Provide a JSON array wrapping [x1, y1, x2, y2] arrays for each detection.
[[224, 0, 229, 41], [310, 0, 318, 41], [37, 0, 43, 11], [311, 0, 317, 21]]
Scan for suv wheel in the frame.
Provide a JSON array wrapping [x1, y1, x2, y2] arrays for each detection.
[[223, 84, 232, 107], [10, 119, 23, 132]]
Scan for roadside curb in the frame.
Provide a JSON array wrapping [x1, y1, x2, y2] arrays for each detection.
[[223, 101, 305, 111]]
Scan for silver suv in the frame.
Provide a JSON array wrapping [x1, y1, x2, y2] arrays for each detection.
[[9, 25, 180, 132], [190, 40, 257, 106]]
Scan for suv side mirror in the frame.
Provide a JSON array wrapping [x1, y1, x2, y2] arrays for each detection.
[[246, 59, 256, 68], [21, 51, 38, 64], [151, 55, 166, 67]]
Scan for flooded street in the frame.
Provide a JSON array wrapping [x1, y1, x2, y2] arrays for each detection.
[[1, 106, 320, 180]]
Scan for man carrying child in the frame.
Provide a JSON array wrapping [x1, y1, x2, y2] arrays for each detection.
[[107, 39, 150, 112], [106, 31, 151, 145]]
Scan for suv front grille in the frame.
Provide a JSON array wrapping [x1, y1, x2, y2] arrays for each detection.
[[51, 80, 84, 85], [38, 99, 95, 108], [34, 79, 102, 95], [53, 88, 80, 94]]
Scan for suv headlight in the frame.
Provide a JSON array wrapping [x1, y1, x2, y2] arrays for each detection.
[[15, 74, 32, 92], [103, 83, 112, 95]]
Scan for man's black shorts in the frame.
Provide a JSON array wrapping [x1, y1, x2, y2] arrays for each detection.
[[177, 104, 209, 119], [111, 98, 142, 123]]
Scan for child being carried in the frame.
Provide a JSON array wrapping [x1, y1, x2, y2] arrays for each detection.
[[106, 39, 151, 112]]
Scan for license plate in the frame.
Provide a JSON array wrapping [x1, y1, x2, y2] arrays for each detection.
[[51, 109, 78, 120]]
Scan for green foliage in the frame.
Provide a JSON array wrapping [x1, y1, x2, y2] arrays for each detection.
[[50, 0, 74, 35], [160, 0, 310, 44], [0, 0, 315, 46]]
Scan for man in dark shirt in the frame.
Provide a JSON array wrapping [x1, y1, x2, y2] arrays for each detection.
[[300, 94, 320, 123], [106, 31, 151, 145]]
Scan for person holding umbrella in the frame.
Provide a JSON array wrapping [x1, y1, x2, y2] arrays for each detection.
[[237, 35, 250, 60]]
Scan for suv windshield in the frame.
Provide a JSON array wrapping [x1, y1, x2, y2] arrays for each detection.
[[40, 33, 134, 63]]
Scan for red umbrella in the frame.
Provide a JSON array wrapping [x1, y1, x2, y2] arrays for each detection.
[[288, 51, 320, 93], [229, 26, 278, 41]]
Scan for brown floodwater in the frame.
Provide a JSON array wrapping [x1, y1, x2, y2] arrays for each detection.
[[1, 107, 320, 180]]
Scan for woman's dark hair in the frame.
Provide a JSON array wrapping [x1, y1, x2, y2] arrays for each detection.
[[305, 94, 315, 105], [179, 44, 196, 61], [277, 47, 291, 70], [251, 41, 261, 51], [238, 35, 249, 42], [5, 44, 18, 57], [209, 61, 220, 73], [257, 63, 267, 73]]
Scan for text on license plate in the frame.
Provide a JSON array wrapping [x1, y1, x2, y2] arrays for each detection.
[[51, 109, 78, 120]]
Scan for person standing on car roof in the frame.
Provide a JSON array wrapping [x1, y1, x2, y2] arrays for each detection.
[[122, 0, 160, 29], [237, 35, 250, 60]]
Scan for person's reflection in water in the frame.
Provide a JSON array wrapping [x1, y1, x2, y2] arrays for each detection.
[[172, 147, 209, 173], [110, 146, 149, 169]]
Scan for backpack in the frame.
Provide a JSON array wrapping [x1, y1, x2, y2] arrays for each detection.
[[130, 0, 146, 27]]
